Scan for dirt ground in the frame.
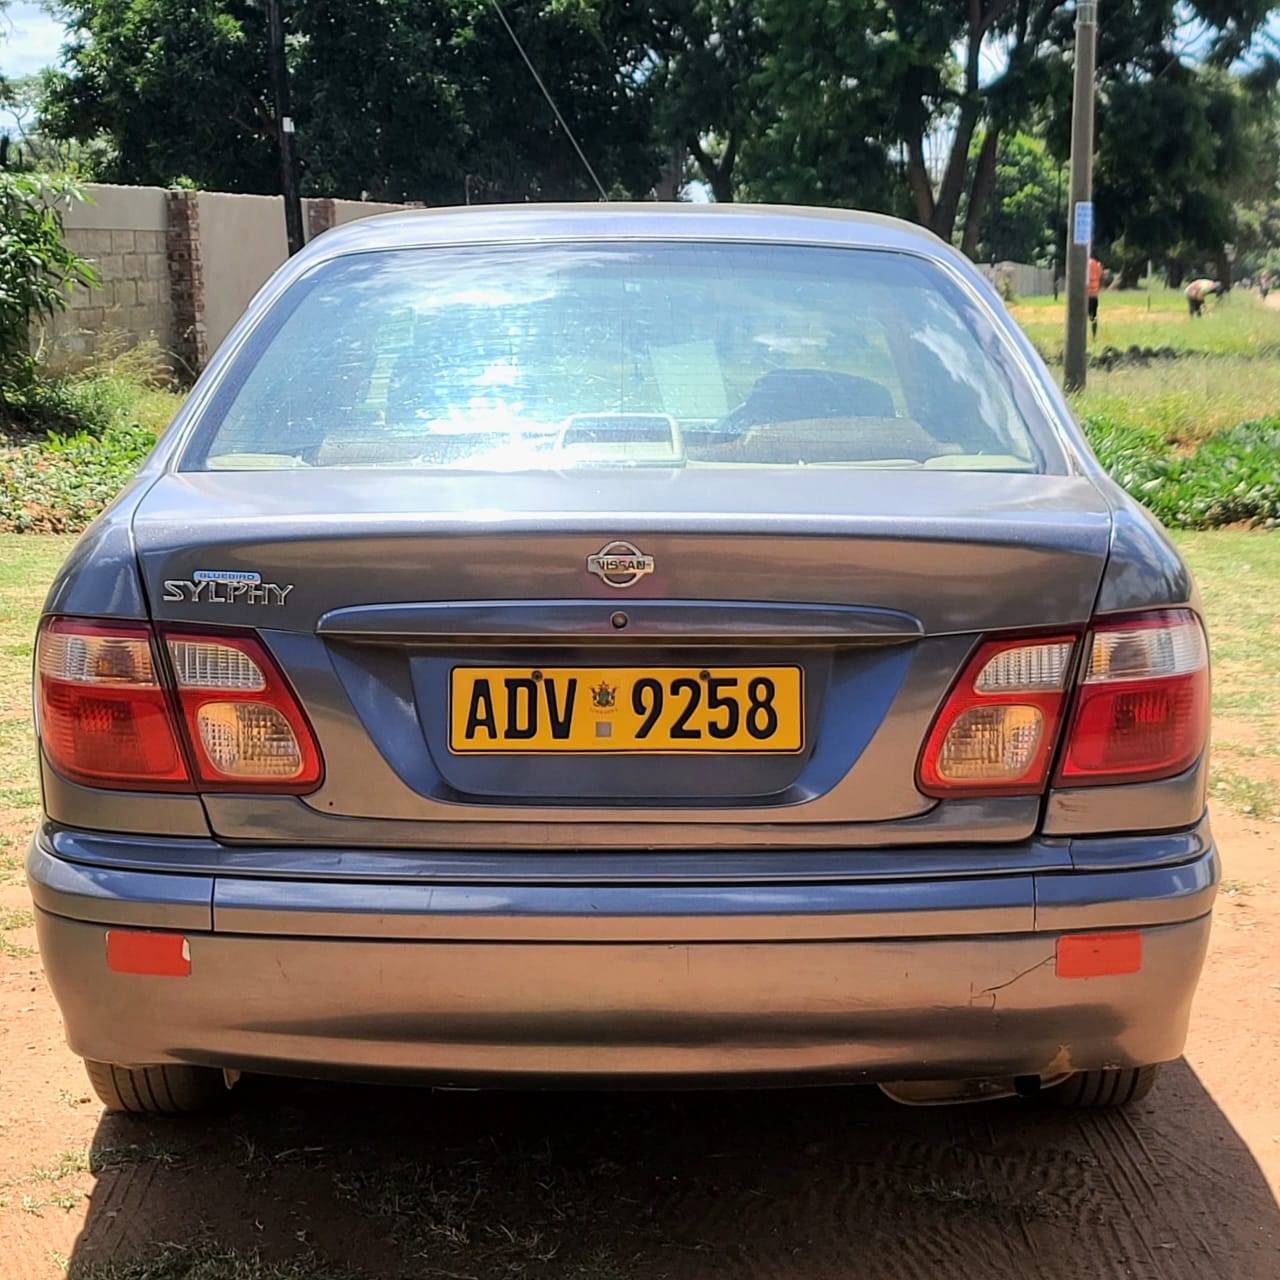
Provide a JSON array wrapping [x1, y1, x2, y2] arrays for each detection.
[[0, 805, 1274, 1280]]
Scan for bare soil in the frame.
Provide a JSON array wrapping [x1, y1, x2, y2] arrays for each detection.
[[0, 807, 1276, 1280]]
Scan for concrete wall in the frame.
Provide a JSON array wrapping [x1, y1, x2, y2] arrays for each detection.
[[45, 184, 174, 365], [977, 261, 1057, 299], [39, 183, 413, 373], [197, 191, 290, 354], [331, 198, 406, 227]]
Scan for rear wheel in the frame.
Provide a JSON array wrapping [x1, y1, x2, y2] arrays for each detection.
[[1042, 1065, 1160, 1109], [84, 1059, 227, 1114]]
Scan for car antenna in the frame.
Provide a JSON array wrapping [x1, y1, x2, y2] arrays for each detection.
[[485, 0, 610, 202]]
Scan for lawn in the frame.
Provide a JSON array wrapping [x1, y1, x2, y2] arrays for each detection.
[[1009, 282, 1280, 362], [1013, 285, 1280, 441], [1071, 356, 1280, 443], [0, 534, 73, 884], [1, 531, 1275, 839]]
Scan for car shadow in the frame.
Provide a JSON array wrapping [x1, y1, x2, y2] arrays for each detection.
[[66, 1057, 1277, 1279]]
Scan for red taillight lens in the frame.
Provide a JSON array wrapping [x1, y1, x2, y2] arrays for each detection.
[[1057, 610, 1208, 786], [918, 635, 1077, 797], [36, 618, 190, 790], [163, 631, 323, 792], [35, 618, 323, 794]]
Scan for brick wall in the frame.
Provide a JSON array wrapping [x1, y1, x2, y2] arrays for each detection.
[[165, 191, 206, 373], [41, 186, 175, 367], [38, 184, 413, 375]]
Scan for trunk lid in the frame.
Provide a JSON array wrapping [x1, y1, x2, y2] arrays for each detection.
[[133, 467, 1111, 838]]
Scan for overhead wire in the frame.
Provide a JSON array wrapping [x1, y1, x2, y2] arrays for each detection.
[[485, 0, 610, 201]]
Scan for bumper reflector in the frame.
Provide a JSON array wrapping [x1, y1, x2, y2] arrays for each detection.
[[1055, 931, 1141, 979], [105, 930, 191, 977]]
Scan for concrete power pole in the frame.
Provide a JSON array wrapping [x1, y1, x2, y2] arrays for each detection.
[[1063, 0, 1098, 393], [266, 0, 305, 256]]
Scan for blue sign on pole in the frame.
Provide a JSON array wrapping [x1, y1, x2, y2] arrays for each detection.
[[1073, 201, 1094, 246]]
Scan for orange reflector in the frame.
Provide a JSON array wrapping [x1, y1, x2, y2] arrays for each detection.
[[1055, 931, 1141, 978], [106, 930, 191, 977]]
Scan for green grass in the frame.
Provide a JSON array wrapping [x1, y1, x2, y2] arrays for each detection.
[[1070, 356, 1280, 444], [0, 533, 74, 879], [1011, 283, 1280, 361], [1175, 531, 1280, 820]]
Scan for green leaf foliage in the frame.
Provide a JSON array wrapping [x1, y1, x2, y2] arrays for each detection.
[[1084, 413, 1280, 528], [0, 171, 98, 363], [40, 0, 661, 203]]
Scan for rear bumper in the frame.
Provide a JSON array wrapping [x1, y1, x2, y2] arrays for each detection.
[[28, 823, 1217, 1086]]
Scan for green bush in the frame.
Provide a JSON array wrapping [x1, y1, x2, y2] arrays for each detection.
[[1084, 413, 1280, 529], [0, 171, 97, 365], [0, 413, 157, 533]]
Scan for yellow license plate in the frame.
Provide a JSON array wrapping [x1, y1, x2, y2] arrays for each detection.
[[449, 666, 803, 754]]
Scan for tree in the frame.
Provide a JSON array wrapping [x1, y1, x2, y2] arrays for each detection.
[[969, 131, 1059, 266], [39, 0, 661, 203], [734, 0, 907, 211], [726, 0, 1070, 243], [1075, 55, 1278, 285], [645, 0, 769, 202], [40, 1, 279, 192]]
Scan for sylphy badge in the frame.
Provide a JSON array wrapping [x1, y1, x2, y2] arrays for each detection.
[[162, 569, 294, 606]]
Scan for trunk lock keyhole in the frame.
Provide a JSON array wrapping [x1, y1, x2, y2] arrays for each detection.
[[610, 611, 629, 630]]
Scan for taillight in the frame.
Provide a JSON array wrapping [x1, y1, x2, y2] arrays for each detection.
[[918, 635, 1077, 797], [36, 619, 189, 790], [917, 609, 1210, 800], [1056, 609, 1208, 786], [164, 631, 323, 792], [35, 617, 322, 794]]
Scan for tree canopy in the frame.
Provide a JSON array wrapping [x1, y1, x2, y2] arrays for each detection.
[[23, 0, 1280, 276], [38, 0, 661, 202]]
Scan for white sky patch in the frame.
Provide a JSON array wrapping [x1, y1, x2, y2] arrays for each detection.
[[1, 2, 65, 79]]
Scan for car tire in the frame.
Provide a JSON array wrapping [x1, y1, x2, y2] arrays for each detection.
[[1042, 1065, 1160, 1109], [84, 1059, 227, 1114]]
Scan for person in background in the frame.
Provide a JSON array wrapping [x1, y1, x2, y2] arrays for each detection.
[[1087, 256, 1103, 338], [1260, 271, 1270, 301], [1184, 277, 1224, 318]]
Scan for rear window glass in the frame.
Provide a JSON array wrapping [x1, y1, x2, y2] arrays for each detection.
[[185, 242, 1052, 474]]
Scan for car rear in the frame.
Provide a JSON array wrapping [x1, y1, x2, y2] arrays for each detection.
[[26, 206, 1216, 1111]]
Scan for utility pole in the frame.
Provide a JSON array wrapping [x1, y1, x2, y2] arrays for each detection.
[[1063, 0, 1098, 393], [266, 0, 304, 256]]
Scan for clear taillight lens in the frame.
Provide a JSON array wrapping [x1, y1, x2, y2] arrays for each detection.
[[973, 641, 1073, 692], [35, 619, 189, 790], [195, 702, 304, 777], [918, 635, 1076, 796], [1057, 610, 1209, 785], [167, 638, 266, 690], [930, 705, 1045, 782]]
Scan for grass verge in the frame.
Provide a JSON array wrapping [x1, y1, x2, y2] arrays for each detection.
[[1070, 356, 1280, 444], [1010, 284, 1280, 362], [0, 533, 74, 882]]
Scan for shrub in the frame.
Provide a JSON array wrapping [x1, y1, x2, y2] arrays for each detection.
[[1144, 420, 1280, 529], [0, 344, 182, 533], [0, 413, 157, 533], [0, 171, 98, 366], [1084, 413, 1280, 529]]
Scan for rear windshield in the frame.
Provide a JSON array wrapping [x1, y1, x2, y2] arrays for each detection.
[[185, 242, 1053, 474]]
